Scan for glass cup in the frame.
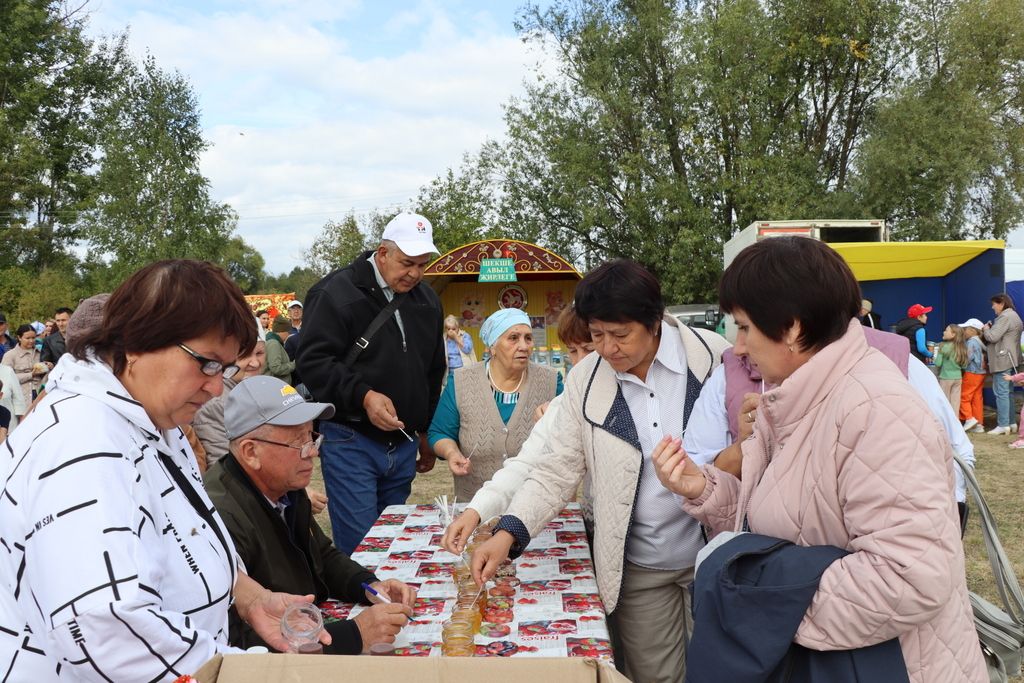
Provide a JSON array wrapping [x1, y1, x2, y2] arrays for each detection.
[[280, 603, 324, 654], [441, 633, 475, 657]]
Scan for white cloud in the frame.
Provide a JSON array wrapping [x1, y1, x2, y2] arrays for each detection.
[[83, 1, 552, 275]]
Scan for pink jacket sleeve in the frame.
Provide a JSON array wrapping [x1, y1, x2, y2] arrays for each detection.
[[794, 397, 960, 649], [681, 465, 742, 535]]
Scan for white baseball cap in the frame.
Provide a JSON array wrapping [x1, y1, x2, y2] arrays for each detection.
[[287, 301, 302, 309], [959, 318, 984, 330], [382, 212, 438, 257]]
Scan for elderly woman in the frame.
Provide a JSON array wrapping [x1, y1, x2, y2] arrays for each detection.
[[1, 323, 48, 408], [0, 260, 327, 681], [469, 260, 729, 683], [441, 306, 593, 553], [652, 238, 985, 683], [428, 308, 561, 501], [194, 318, 268, 465], [443, 314, 475, 377], [982, 293, 1024, 435]]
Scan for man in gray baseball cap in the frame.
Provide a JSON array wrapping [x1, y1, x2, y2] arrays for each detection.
[[204, 376, 415, 654]]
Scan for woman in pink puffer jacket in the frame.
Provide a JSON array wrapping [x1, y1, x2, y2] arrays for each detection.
[[653, 237, 986, 683]]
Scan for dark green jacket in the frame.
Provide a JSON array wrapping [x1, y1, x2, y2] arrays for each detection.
[[204, 454, 377, 653]]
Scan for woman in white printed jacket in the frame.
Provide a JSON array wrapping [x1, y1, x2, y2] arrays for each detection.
[[469, 259, 729, 683], [0, 260, 328, 682]]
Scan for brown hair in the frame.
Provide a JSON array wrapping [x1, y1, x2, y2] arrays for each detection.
[[69, 260, 257, 375], [557, 306, 591, 346], [271, 316, 291, 333], [991, 293, 1016, 311], [719, 237, 861, 352]]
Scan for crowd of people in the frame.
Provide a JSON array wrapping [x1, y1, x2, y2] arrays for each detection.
[[0, 211, 994, 682]]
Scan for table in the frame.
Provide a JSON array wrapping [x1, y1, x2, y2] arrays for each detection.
[[321, 503, 613, 659]]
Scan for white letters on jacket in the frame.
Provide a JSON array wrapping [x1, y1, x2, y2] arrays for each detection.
[[0, 353, 241, 681]]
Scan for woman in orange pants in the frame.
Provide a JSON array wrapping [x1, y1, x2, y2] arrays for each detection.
[[960, 321, 986, 431]]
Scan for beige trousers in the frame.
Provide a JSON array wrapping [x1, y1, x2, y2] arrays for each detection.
[[938, 378, 962, 414], [612, 562, 695, 683]]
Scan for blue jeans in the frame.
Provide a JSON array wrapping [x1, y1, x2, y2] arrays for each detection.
[[319, 421, 418, 555], [992, 372, 1015, 427]]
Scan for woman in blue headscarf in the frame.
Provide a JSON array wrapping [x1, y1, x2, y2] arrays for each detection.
[[428, 308, 562, 500]]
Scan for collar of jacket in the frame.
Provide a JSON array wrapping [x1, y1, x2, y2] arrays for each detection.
[[222, 451, 298, 515], [758, 319, 868, 440], [46, 351, 184, 455], [349, 250, 393, 301], [578, 314, 722, 447]]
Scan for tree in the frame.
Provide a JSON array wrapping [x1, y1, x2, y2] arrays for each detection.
[[303, 209, 399, 276], [416, 148, 504, 253], [219, 236, 266, 293], [82, 54, 236, 287], [263, 266, 320, 302], [0, 1, 119, 270], [855, 0, 1024, 240], [304, 214, 372, 276], [424, 0, 1024, 302]]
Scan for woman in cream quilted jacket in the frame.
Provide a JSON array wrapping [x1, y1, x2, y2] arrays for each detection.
[[654, 237, 986, 683], [469, 260, 729, 683]]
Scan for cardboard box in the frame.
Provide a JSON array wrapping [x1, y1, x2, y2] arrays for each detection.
[[194, 654, 631, 683]]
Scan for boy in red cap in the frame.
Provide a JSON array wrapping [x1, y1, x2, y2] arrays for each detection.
[[894, 303, 933, 363]]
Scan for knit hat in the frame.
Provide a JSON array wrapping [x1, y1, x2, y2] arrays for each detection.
[[65, 293, 110, 346]]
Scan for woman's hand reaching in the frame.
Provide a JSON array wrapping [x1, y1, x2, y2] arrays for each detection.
[[651, 435, 707, 499]]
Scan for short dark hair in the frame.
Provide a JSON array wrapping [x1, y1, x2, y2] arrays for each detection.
[[719, 237, 861, 352], [15, 324, 34, 338], [574, 259, 664, 330], [992, 293, 1016, 311], [557, 306, 592, 346], [54, 307, 73, 316], [256, 309, 269, 317], [69, 260, 257, 376], [271, 316, 291, 333]]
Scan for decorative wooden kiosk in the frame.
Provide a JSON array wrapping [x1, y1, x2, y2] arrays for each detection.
[[424, 239, 582, 354]]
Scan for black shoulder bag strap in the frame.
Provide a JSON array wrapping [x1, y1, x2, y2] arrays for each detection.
[[343, 293, 407, 366]]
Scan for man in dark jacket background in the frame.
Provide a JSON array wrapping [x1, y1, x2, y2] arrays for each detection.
[[205, 376, 415, 653], [297, 211, 445, 554], [40, 306, 72, 365]]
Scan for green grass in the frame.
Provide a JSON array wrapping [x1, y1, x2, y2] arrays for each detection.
[[311, 431, 1024, 679]]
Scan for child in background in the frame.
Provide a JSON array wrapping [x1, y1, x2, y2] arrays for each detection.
[[959, 319, 987, 432], [934, 324, 968, 411]]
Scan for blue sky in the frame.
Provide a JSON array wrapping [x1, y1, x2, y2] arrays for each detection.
[[84, 0, 552, 275]]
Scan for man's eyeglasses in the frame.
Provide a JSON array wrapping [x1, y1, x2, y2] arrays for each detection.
[[178, 343, 240, 380], [250, 432, 323, 460]]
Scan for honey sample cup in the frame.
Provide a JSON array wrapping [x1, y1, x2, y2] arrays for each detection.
[[281, 602, 324, 654]]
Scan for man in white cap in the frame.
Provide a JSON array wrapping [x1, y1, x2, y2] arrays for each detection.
[[204, 376, 415, 654], [297, 211, 445, 554], [287, 300, 303, 334]]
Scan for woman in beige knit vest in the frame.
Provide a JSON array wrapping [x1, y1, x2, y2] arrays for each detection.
[[428, 308, 561, 501]]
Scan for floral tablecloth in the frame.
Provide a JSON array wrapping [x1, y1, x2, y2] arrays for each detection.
[[321, 503, 612, 659]]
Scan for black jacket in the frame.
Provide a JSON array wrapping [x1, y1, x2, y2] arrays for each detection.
[[893, 317, 927, 362], [40, 330, 66, 364], [296, 251, 445, 443], [686, 533, 909, 683], [859, 312, 881, 330], [204, 454, 378, 654]]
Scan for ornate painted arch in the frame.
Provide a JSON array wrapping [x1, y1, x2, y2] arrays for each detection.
[[425, 239, 581, 278]]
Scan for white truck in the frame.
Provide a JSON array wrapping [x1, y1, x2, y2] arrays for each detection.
[[723, 219, 887, 268]]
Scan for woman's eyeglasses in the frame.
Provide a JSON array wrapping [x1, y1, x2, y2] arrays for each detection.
[[178, 343, 241, 379], [250, 432, 324, 459]]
